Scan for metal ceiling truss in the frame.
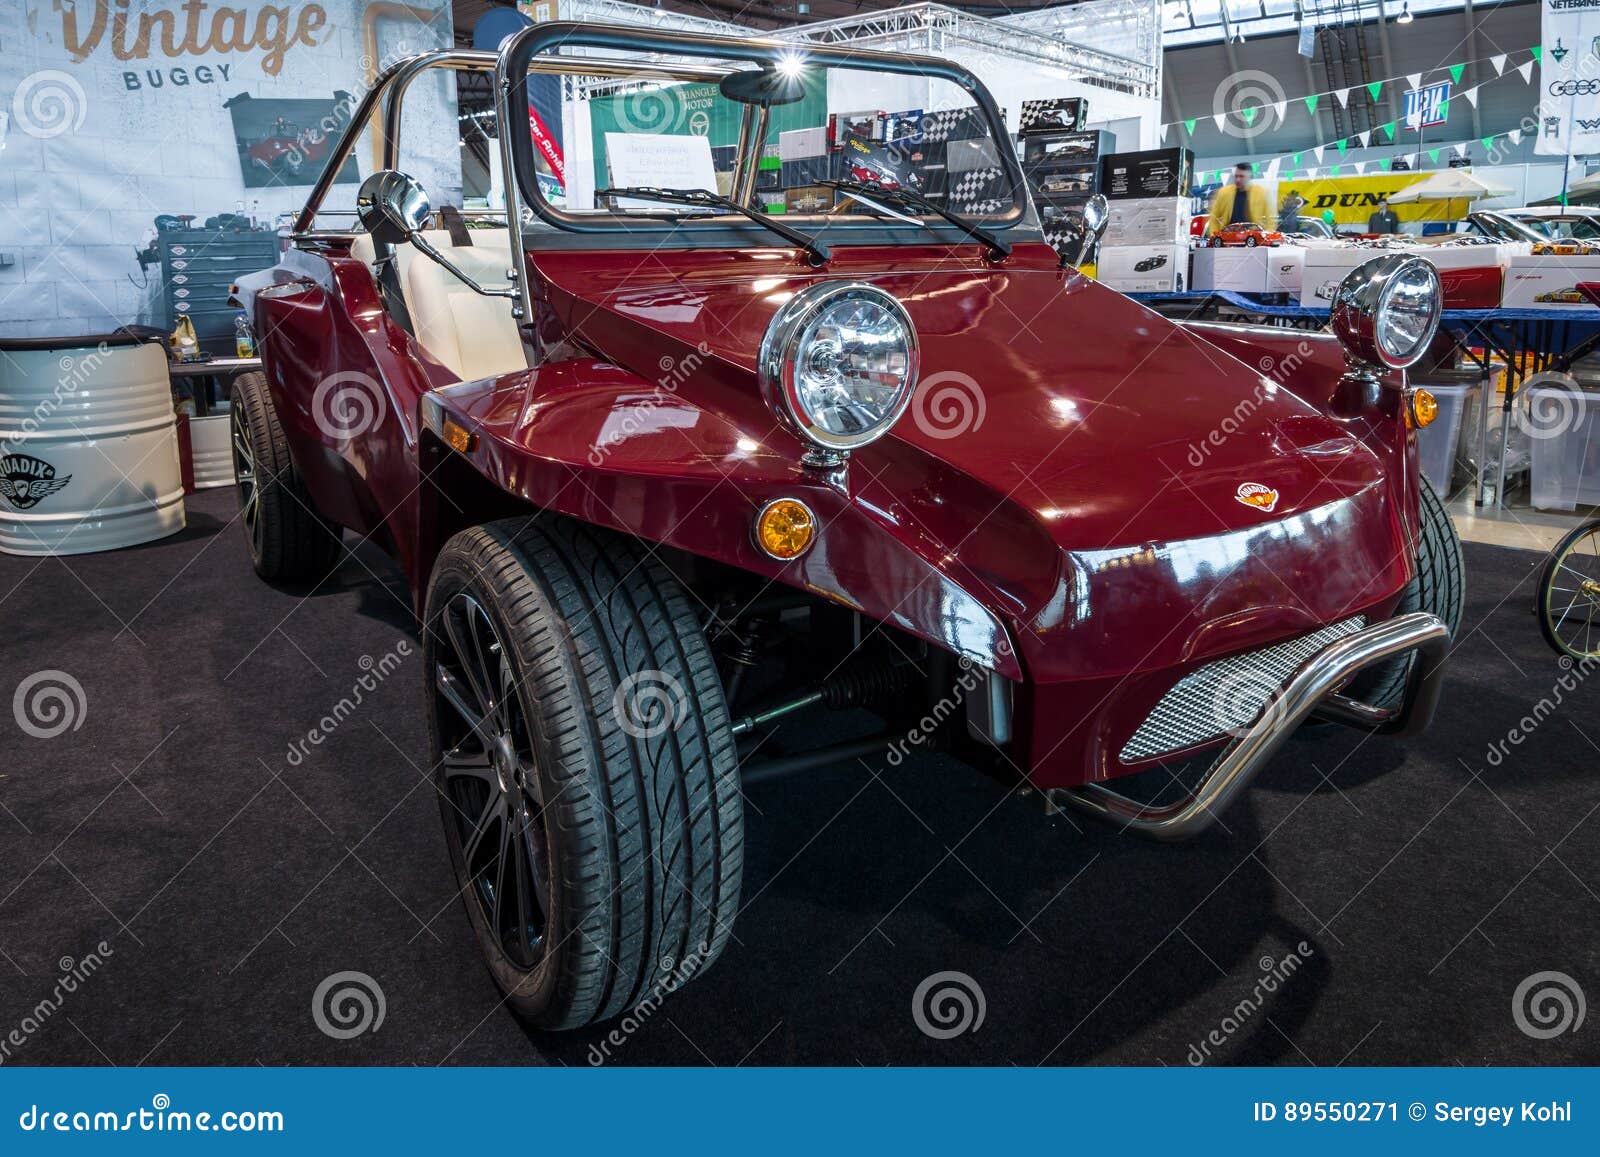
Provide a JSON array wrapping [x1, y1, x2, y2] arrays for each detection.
[[774, 3, 1158, 97]]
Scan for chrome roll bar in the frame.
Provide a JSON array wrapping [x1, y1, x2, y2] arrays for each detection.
[[1047, 611, 1451, 842]]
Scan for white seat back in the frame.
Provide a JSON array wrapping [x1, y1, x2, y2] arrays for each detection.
[[349, 228, 526, 381]]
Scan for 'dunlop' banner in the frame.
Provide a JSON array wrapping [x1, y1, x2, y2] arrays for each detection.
[[0, 0, 458, 338]]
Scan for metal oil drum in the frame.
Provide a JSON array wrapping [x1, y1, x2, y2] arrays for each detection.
[[0, 335, 185, 555]]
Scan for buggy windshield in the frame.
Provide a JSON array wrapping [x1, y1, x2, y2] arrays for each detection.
[[500, 24, 1029, 244]]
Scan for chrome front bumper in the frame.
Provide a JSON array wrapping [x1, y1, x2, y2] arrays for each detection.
[[1046, 612, 1451, 842]]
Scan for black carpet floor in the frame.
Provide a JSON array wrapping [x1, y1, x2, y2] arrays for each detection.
[[1, 486, 1597, 1067]]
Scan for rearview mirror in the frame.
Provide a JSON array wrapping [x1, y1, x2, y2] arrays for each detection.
[[718, 67, 807, 108], [356, 170, 431, 246]]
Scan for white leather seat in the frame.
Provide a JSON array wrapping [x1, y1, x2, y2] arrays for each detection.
[[350, 228, 526, 381]]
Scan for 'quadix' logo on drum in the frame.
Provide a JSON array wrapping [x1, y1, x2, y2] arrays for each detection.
[[0, 454, 72, 510]]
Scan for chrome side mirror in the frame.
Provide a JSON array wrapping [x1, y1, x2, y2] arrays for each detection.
[[356, 169, 515, 303], [356, 170, 431, 246], [1066, 194, 1109, 268]]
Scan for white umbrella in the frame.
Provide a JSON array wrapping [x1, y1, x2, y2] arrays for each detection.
[[1386, 168, 1514, 219]]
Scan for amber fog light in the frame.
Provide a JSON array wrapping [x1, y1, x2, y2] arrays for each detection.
[[1406, 388, 1439, 428], [754, 497, 816, 560]]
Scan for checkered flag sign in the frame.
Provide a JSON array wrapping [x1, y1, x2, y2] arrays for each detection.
[[948, 168, 1008, 216], [919, 107, 987, 145]]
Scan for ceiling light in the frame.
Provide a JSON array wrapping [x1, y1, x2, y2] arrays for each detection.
[[1397, 1, 1413, 22]]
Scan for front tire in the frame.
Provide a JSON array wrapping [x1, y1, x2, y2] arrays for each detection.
[[425, 517, 743, 1030], [1351, 475, 1464, 708], [230, 371, 343, 582]]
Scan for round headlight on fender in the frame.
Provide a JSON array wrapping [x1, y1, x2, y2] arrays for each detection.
[[1330, 254, 1442, 371], [758, 281, 920, 468]]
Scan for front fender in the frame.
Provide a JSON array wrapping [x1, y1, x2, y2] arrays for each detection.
[[420, 361, 1026, 680], [1182, 319, 1422, 558]]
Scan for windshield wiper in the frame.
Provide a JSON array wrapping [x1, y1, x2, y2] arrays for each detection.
[[594, 186, 829, 267], [822, 178, 1011, 263]]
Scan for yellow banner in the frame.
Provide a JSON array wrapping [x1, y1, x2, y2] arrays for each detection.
[[1275, 173, 1444, 224]]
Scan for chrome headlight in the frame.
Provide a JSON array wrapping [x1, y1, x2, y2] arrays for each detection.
[[758, 282, 920, 467], [1331, 254, 1442, 371]]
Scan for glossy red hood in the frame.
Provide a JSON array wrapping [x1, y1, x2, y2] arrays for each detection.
[[530, 243, 1385, 550]]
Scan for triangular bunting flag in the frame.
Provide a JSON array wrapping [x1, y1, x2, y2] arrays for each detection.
[[1450, 63, 1465, 84], [1462, 86, 1480, 108], [1381, 121, 1397, 140], [1335, 139, 1348, 155], [1407, 73, 1422, 91], [1491, 54, 1507, 75], [1532, 46, 1543, 63], [1273, 99, 1286, 122], [1367, 81, 1383, 101], [1357, 130, 1371, 147], [1160, 123, 1169, 142], [1304, 94, 1320, 115], [1184, 118, 1197, 135], [1354, 161, 1367, 174], [1511, 129, 1523, 145], [1481, 135, 1495, 151], [1292, 153, 1302, 167], [1380, 159, 1391, 170], [1313, 145, 1325, 162], [1454, 141, 1469, 156], [1242, 106, 1257, 125], [1428, 148, 1441, 163], [1265, 157, 1280, 177], [1214, 112, 1227, 132], [1328, 165, 1341, 176], [1517, 60, 1534, 82], [1335, 88, 1351, 107]]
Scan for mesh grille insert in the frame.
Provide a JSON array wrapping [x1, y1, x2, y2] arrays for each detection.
[[1119, 617, 1368, 763]]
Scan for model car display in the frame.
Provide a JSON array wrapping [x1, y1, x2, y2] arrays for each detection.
[[1207, 227, 1284, 248], [230, 24, 1462, 1032], [1037, 174, 1091, 194], [1133, 253, 1168, 271], [1535, 288, 1588, 304]]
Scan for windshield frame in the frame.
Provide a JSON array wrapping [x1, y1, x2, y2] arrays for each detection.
[[496, 22, 1035, 251]]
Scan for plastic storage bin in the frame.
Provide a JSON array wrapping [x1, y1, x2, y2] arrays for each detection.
[[1528, 383, 1600, 511], [1413, 381, 1481, 497]]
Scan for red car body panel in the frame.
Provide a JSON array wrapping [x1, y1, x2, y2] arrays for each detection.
[[248, 236, 1420, 789]]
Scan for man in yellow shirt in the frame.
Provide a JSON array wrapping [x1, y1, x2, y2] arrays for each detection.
[[1206, 163, 1272, 236]]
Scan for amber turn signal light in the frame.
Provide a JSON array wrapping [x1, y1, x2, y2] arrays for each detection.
[[442, 417, 478, 454], [1405, 388, 1439, 429], [754, 498, 816, 560]]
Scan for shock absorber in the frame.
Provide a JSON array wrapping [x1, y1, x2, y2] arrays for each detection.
[[729, 658, 916, 737]]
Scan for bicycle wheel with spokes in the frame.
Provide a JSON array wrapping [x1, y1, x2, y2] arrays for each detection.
[[1538, 520, 1600, 662]]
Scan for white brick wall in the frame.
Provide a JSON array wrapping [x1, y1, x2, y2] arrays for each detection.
[[0, 0, 459, 339]]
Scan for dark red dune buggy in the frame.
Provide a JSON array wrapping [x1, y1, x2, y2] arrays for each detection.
[[231, 24, 1461, 1029]]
